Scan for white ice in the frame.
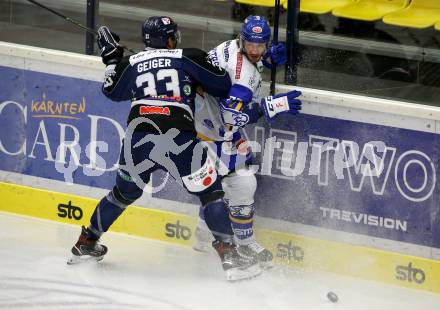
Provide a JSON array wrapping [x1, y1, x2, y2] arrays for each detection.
[[1, 212, 440, 310]]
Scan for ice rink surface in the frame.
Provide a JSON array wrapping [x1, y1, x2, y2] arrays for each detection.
[[1, 212, 440, 310]]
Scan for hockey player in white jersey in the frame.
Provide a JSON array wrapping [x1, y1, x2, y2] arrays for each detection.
[[193, 15, 302, 268]]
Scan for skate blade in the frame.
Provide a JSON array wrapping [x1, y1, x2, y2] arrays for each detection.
[[192, 243, 211, 253], [260, 260, 275, 269], [225, 263, 262, 282], [67, 254, 104, 265]]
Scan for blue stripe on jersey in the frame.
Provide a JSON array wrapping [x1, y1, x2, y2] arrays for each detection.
[[229, 84, 253, 104]]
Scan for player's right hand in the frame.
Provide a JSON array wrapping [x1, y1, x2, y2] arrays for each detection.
[[97, 26, 124, 65]]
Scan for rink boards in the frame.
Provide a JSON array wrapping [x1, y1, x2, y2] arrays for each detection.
[[1, 42, 440, 293]]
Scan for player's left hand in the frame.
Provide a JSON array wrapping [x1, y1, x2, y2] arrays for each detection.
[[97, 26, 124, 65], [262, 42, 287, 69], [260, 90, 302, 121]]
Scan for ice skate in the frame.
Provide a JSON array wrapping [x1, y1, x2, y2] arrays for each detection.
[[67, 226, 108, 265], [212, 240, 262, 281], [237, 241, 274, 269]]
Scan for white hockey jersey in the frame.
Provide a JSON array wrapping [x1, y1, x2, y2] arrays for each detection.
[[195, 40, 263, 142]]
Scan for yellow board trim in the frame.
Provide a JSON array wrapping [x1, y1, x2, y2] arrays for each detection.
[[255, 229, 440, 293], [0, 182, 196, 246], [1, 181, 439, 294]]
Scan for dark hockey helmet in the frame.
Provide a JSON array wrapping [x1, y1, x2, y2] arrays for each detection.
[[141, 16, 180, 48]]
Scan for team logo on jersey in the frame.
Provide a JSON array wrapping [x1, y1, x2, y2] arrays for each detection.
[[252, 26, 263, 34], [183, 84, 192, 96], [232, 111, 249, 127]]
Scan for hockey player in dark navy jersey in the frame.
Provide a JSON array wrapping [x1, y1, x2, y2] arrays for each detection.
[[67, 16, 262, 281]]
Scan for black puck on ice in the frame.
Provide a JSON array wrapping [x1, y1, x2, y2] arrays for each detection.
[[327, 291, 338, 303]]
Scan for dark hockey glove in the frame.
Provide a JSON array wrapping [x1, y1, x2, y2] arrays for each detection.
[[260, 90, 302, 121], [97, 26, 123, 65], [109, 31, 120, 43], [262, 41, 287, 69]]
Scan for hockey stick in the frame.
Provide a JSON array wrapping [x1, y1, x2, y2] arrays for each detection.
[[25, 0, 137, 54], [270, 0, 281, 96], [27, 0, 97, 34]]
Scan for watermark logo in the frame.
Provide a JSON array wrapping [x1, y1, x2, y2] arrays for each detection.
[[3, 94, 433, 203]]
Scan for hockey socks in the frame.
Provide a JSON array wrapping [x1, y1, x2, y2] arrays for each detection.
[[90, 187, 128, 236], [203, 199, 233, 243], [229, 203, 255, 243]]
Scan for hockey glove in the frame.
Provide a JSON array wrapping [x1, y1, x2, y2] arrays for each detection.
[[260, 90, 302, 121], [97, 26, 123, 65], [262, 42, 287, 69], [220, 97, 250, 133], [109, 31, 120, 43]]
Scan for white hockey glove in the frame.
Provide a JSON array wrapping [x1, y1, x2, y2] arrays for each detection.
[[97, 26, 123, 65], [260, 90, 302, 121]]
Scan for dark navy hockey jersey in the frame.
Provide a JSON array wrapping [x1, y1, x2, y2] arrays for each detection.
[[102, 48, 231, 132]]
